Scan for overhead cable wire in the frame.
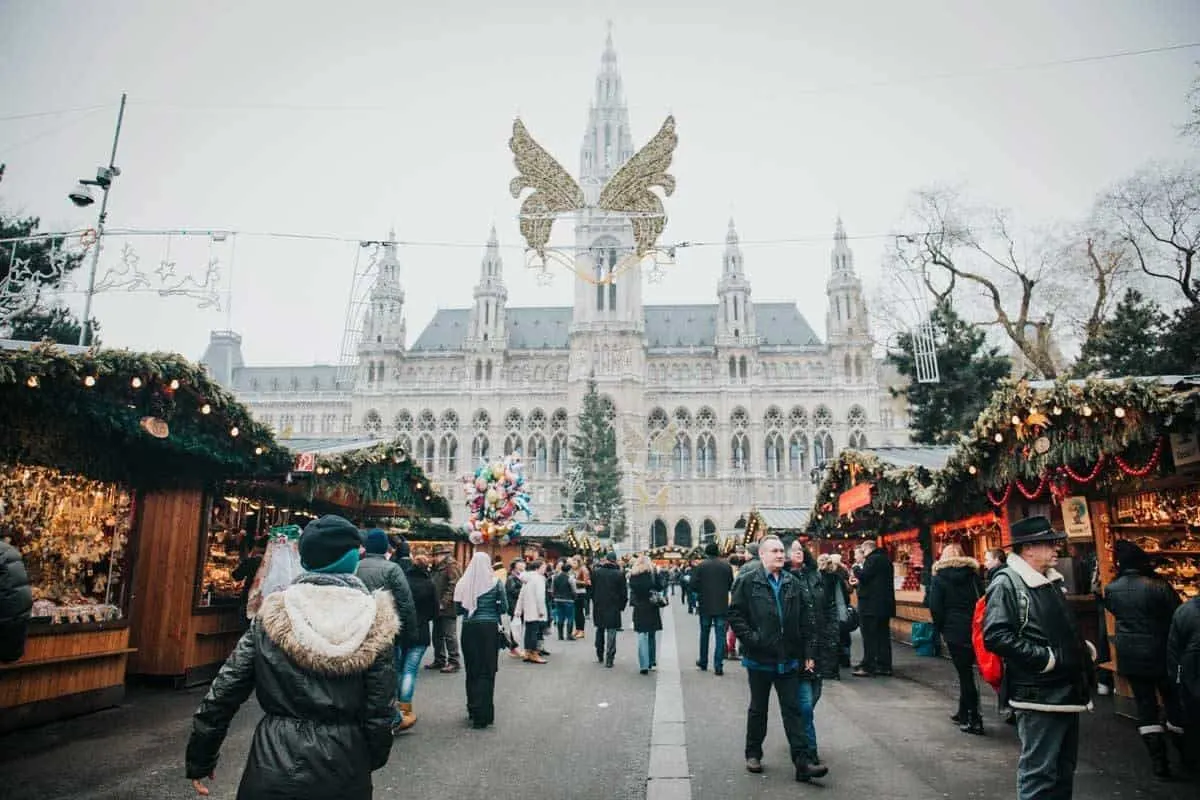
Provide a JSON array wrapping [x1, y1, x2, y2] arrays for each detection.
[[0, 104, 111, 122]]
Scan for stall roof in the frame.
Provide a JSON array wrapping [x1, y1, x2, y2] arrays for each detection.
[[754, 507, 812, 531], [283, 437, 384, 455], [1027, 375, 1200, 390], [859, 446, 955, 471], [519, 522, 574, 540]]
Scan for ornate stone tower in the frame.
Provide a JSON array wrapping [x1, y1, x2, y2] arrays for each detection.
[[716, 218, 758, 384], [825, 217, 873, 384], [358, 231, 406, 388]]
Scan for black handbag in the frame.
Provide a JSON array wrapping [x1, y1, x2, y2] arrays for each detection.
[[840, 605, 860, 634]]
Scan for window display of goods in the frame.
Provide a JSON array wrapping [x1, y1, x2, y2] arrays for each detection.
[[0, 464, 133, 624], [1111, 487, 1200, 601]]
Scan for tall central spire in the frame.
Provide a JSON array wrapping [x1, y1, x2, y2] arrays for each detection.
[[580, 24, 634, 183]]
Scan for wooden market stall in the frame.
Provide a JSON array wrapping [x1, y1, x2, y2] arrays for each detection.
[[742, 507, 812, 545], [132, 437, 454, 687], [0, 341, 285, 731], [509, 521, 579, 566], [806, 445, 994, 646], [961, 376, 1200, 717]]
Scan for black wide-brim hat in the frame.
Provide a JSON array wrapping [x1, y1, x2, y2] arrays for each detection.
[[1009, 515, 1067, 547]]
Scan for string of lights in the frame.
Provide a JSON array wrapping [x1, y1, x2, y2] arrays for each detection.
[[0, 225, 937, 251]]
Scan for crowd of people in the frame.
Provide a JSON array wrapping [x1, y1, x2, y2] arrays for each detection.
[[157, 512, 1200, 797]]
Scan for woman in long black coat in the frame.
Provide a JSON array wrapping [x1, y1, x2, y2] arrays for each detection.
[[628, 556, 662, 675], [928, 543, 985, 735], [186, 516, 397, 799]]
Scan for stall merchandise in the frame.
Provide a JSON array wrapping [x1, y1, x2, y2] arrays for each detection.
[[463, 453, 532, 545], [0, 465, 132, 624], [245, 526, 303, 618], [1110, 488, 1200, 600]]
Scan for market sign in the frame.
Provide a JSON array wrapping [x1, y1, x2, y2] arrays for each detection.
[[293, 452, 316, 473], [838, 482, 872, 516]]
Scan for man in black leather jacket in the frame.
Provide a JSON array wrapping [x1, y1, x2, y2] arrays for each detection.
[[983, 516, 1095, 800]]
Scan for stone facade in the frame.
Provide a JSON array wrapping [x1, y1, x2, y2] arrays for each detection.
[[200, 31, 911, 551]]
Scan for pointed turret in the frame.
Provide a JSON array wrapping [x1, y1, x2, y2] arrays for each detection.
[[825, 218, 871, 382], [717, 217, 755, 349], [580, 23, 635, 183], [467, 225, 507, 348], [358, 231, 406, 387]]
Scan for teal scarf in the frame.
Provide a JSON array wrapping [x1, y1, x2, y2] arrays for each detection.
[[307, 548, 360, 575]]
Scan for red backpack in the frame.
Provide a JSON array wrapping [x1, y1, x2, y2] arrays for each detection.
[[971, 575, 1028, 692]]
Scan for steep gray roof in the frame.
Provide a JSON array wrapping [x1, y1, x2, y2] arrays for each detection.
[[231, 364, 341, 392], [859, 445, 955, 471], [408, 302, 821, 352]]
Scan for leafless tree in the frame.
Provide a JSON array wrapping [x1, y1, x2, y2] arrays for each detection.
[[888, 186, 1068, 379], [1102, 163, 1200, 307], [1182, 67, 1200, 144]]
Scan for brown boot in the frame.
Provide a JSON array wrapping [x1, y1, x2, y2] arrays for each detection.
[[524, 652, 547, 664], [395, 701, 417, 732]]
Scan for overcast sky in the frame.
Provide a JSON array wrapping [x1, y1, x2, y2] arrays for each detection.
[[1, 0, 1197, 365]]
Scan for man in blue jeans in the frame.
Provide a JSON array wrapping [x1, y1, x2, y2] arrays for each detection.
[[692, 543, 734, 675]]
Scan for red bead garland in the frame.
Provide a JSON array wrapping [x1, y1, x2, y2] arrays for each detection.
[[1063, 454, 1105, 484], [1113, 438, 1164, 478], [987, 483, 1013, 508], [1015, 475, 1049, 500]]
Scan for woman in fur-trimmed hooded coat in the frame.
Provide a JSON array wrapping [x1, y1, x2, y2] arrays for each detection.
[[928, 544, 985, 733], [186, 515, 398, 800]]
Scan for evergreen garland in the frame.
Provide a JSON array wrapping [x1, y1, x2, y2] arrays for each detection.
[[310, 439, 450, 518]]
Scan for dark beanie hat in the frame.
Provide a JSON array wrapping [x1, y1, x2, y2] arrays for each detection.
[[394, 536, 411, 559], [299, 515, 364, 571], [364, 529, 389, 555], [1114, 539, 1149, 571], [704, 542, 720, 558], [605, 551, 618, 561]]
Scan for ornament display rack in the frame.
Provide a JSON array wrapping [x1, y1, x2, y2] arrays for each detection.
[[1108, 488, 1200, 601]]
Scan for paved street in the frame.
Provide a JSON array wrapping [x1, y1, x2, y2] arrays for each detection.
[[2, 599, 1196, 800]]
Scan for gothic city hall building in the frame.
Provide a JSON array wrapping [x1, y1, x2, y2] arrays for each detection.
[[201, 31, 910, 550]]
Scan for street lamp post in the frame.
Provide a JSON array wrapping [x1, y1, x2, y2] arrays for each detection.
[[76, 93, 127, 346]]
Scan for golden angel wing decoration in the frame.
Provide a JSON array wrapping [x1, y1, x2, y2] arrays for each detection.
[[621, 420, 646, 469], [648, 421, 680, 460], [509, 119, 586, 259], [597, 115, 678, 256]]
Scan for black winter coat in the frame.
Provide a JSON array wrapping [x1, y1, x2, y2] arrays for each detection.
[[983, 558, 1094, 712], [401, 561, 437, 648], [591, 562, 627, 629], [928, 556, 983, 646], [505, 572, 523, 616], [186, 573, 398, 799], [821, 566, 851, 678], [1168, 597, 1200, 723], [857, 548, 895, 619], [729, 568, 817, 669], [0, 540, 32, 663], [552, 571, 575, 601], [1103, 568, 1181, 678], [356, 554, 417, 644], [629, 571, 662, 633], [790, 552, 838, 679], [692, 556, 735, 616]]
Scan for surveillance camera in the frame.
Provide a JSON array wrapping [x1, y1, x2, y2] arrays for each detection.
[[68, 182, 95, 207]]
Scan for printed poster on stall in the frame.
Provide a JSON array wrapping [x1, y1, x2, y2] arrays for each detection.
[[1061, 496, 1093, 542]]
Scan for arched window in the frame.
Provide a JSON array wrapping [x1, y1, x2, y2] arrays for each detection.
[[765, 406, 784, 430], [527, 408, 547, 431], [474, 361, 482, 382], [440, 410, 459, 431], [697, 433, 717, 477], [503, 433, 522, 456], [731, 407, 749, 429], [472, 434, 490, 464], [551, 433, 567, 476], [855, 355, 864, 379], [765, 431, 784, 476], [551, 408, 568, 432], [364, 410, 382, 435], [505, 408, 523, 432], [731, 432, 749, 471], [417, 434, 436, 473], [788, 406, 808, 430], [789, 433, 808, 473], [418, 409, 436, 432], [674, 519, 693, 548], [702, 518, 717, 542], [697, 407, 716, 430], [472, 409, 490, 431], [849, 431, 868, 450], [394, 410, 413, 433], [651, 519, 669, 549], [485, 361, 493, 381], [844, 353, 852, 378], [813, 432, 835, 466], [848, 405, 867, 428], [528, 433, 548, 475], [814, 405, 834, 429], [739, 356, 748, 379], [673, 434, 692, 478], [439, 434, 458, 474]]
